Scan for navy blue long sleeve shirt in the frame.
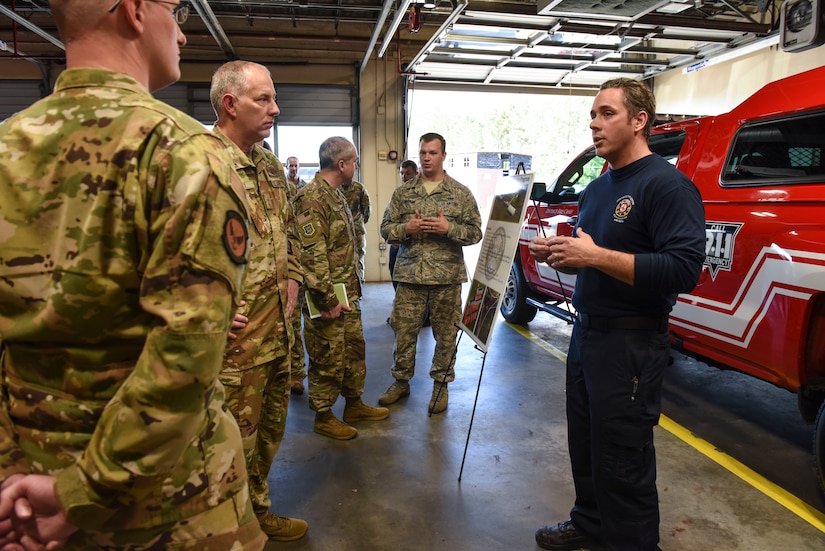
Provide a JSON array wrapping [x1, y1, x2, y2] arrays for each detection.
[[571, 153, 706, 317]]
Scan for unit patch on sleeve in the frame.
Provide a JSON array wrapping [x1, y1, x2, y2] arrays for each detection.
[[298, 219, 323, 247], [223, 210, 249, 264]]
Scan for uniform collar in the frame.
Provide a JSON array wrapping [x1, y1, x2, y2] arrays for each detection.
[[211, 125, 254, 173], [411, 172, 453, 194], [54, 68, 150, 97]]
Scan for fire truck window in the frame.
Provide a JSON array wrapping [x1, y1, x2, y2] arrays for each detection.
[[551, 150, 604, 203], [723, 111, 825, 185], [649, 130, 687, 163]]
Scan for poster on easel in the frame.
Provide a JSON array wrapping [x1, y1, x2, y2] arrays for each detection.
[[459, 170, 535, 352]]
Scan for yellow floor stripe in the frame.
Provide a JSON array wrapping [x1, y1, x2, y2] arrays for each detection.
[[659, 415, 825, 532], [504, 321, 825, 533], [505, 321, 568, 363]]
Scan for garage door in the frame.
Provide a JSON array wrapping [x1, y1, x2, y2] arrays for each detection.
[[1, 80, 355, 126]]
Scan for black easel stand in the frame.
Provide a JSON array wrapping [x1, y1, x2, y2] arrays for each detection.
[[457, 343, 487, 482], [426, 322, 488, 482]]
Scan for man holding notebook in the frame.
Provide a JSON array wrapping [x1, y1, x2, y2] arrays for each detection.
[[293, 137, 389, 439]]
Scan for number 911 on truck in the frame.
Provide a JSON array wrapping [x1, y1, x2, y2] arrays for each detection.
[[501, 65, 825, 494]]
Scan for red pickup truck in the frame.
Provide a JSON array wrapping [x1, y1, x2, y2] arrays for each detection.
[[501, 66, 825, 492]]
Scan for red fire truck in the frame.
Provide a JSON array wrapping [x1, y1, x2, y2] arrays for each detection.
[[501, 66, 825, 491]]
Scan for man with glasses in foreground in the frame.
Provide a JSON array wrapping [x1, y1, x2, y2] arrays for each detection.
[[110, 0, 190, 23], [0, 0, 265, 548]]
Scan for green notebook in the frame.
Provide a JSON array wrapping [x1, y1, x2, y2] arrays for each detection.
[[305, 283, 349, 319]]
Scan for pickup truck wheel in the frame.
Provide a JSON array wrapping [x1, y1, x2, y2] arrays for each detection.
[[815, 401, 825, 497], [500, 263, 537, 324]]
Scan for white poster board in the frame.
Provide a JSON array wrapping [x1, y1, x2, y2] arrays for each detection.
[[459, 172, 535, 352]]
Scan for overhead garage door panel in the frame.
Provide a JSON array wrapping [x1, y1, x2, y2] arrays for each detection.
[[0, 81, 46, 121], [276, 85, 354, 125], [152, 85, 215, 124], [152, 83, 353, 125]]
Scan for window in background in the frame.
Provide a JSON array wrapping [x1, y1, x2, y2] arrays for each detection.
[[406, 89, 592, 182], [277, 125, 354, 182]]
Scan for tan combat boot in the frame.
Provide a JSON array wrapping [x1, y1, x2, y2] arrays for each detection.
[[314, 410, 357, 440], [378, 379, 410, 405], [257, 512, 308, 541], [429, 382, 448, 414], [343, 397, 389, 422]]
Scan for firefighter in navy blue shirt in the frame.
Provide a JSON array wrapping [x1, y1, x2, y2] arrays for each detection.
[[529, 78, 705, 551]]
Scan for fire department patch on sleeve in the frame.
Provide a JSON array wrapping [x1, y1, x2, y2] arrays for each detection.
[[223, 210, 248, 264]]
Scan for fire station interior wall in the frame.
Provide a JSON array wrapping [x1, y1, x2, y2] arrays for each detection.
[[358, 55, 407, 284], [654, 43, 825, 116]]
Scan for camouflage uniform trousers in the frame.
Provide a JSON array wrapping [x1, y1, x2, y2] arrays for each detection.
[[62, 490, 266, 550], [390, 283, 462, 383], [303, 301, 367, 411], [220, 355, 290, 516], [289, 289, 307, 381]]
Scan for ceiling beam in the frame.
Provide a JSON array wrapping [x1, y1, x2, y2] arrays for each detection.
[[637, 13, 770, 33], [378, 0, 415, 58], [0, 4, 64, 50], [360, 0, 395, 73], [406, 1, 468, 72], [190, 0, 237, 60]]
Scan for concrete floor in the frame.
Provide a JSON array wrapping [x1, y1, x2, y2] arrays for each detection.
[[264, 282, 825, 550]]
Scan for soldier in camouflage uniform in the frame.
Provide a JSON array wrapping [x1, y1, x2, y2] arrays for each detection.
[[379, 133, 482, 414], [286, 156, 308, 191], [210, 61, 307, 542], [0, 1, 265, 549], [285, 156, 309, 395], [293, 137, 389, 440], [340, 180, 372, 282]]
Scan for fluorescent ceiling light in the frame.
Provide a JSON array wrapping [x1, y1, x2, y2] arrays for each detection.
[[657, 2, 692, 13]]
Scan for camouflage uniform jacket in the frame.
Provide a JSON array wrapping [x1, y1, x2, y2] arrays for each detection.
[[0, 69, 251, 531], [287, 177, 307, 198], [293, 173, 361, 309], [380, 172, 482, 285], [340, 180, 371, 241], [214, 128, 302, 369]]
